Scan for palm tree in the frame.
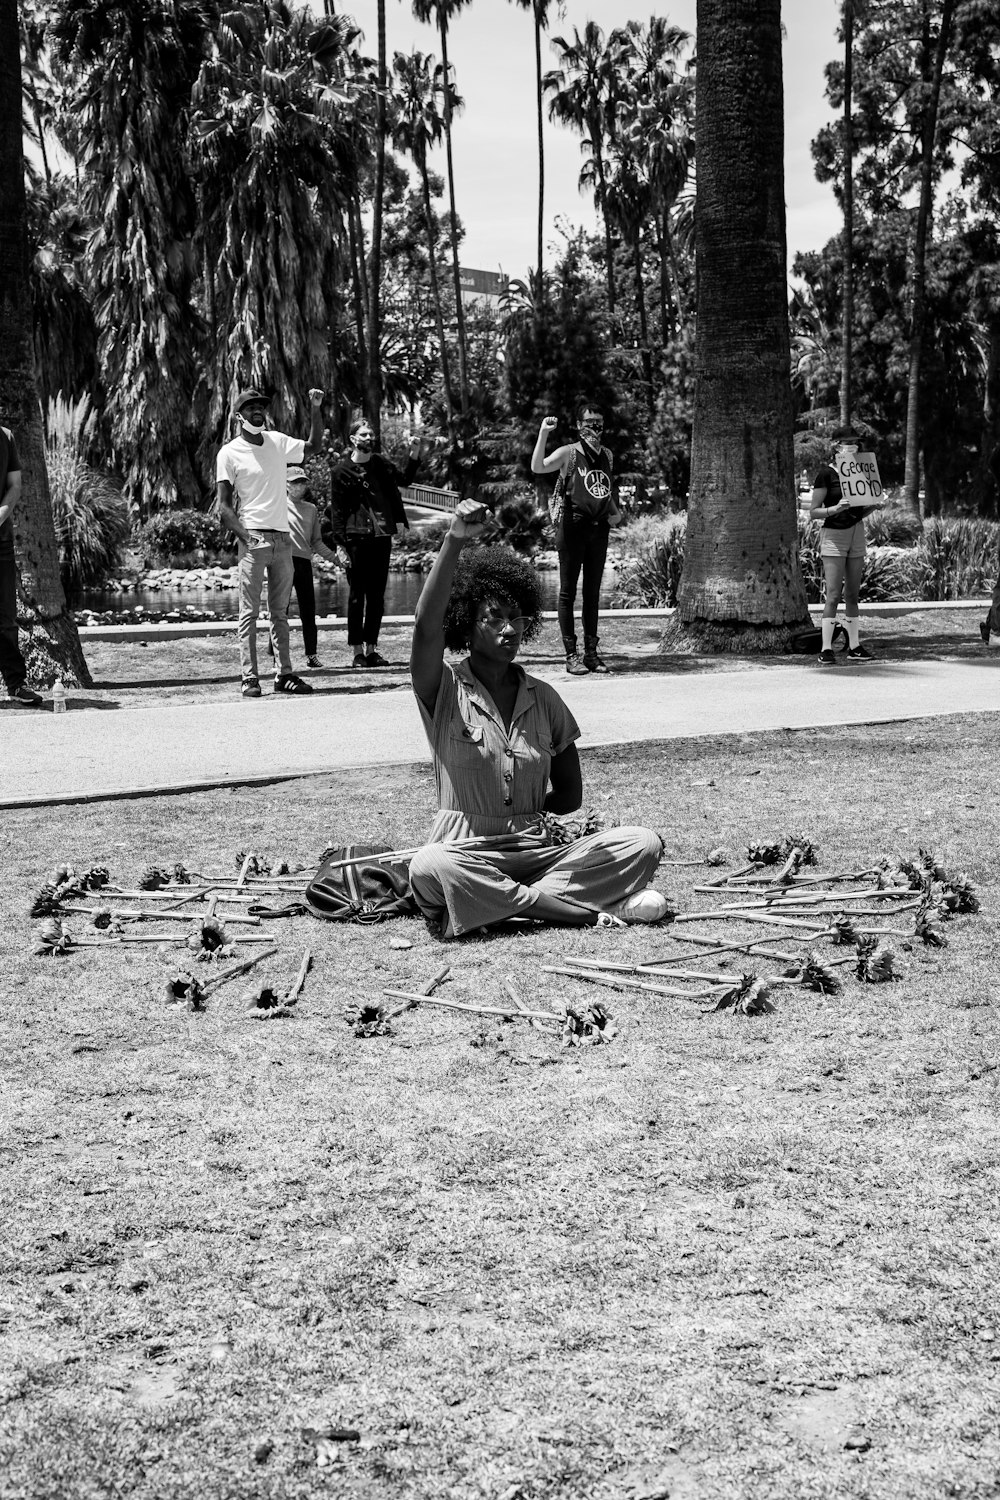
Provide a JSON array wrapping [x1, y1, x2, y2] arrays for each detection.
[[191, 4, 356, 443], [0, 0, 90, 686], [368, 0, 387, 438], [544, 22, 625, 312], [50, 0, 214, 514], [676, 0, 808, 648], [508, 0, 554, 287], [411, 0, 472, 418], [390, 48, 456, 425]]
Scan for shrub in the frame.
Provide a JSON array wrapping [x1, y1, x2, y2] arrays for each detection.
[[46, 395, 130, 600], [611, 515, 686, 608], [917, 518, 999, 601], [135, 508, 229, 567], [866, 507, 923, 547], [394, 516, 450, 555]]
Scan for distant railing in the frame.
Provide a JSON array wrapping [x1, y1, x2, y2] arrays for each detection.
[[401, 483, 460, 512]]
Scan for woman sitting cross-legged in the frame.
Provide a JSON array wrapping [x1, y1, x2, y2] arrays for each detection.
[[408, 498, 668, 940]]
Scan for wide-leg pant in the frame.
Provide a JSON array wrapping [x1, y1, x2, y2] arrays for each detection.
[[408, 825, 663, 939]]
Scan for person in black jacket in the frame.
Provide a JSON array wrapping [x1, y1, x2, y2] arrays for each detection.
[[325, 419, 422, 667]]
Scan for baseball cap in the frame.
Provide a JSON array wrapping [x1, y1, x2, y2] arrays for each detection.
[[233, 388, 269, 412], [287, 466, 308, 483]]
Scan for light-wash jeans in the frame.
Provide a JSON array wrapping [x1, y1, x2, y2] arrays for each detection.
[[237, 530, 294, 682]]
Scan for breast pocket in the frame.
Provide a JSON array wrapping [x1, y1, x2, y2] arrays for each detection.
[[448, 723, 487, 762]]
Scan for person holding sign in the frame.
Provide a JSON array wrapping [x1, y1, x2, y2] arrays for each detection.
[[809, 429, 884, 664]]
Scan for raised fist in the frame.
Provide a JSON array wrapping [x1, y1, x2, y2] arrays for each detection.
[[308, 388, 325, 407], [541, 415, 558, 431]]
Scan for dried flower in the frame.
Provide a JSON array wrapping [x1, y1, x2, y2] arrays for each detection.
[[235, 851, 265, 876], [830, 914, 859, 945], [713, 973, 777, 1015], [80, 865, 111, 891], [345, 1003, 393, 1038], [164, 970, 207, 1010], [746, 841, 783, 866], [30, 883, 62, 919], [936, 875, 980, 916], [896, 857, 931, 893], [915, 905, 948, 948], [795, 950, 843, 994], [47, 864, 75, 888], [705, 847, 728, 866], [780, 834, 817, 866], [35, 917, 73, 956], [918, 847, 949, 883], [244, 986, 293, 1019], [171, 863, 192, 885], [91, 907, 124, 933], [561, 1001, 617, 1046], [855, 935, 900, 983], [187, 915, 230, 959], [139, 865, 172, 891], [536, 808, 606, 846], [876, 861, 911, 890]]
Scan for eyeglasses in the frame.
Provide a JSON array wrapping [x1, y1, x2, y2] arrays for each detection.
[[478, 613, 525, 634], [581, 416, 604, 429]]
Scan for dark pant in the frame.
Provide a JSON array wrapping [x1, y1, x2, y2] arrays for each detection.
[[0, 522, 27, 693], [557, 519, 609, 651], [345, 534, 392, 646], [292, 555, 318, 656]]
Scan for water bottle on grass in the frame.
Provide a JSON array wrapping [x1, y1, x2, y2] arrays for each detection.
[[52, 679, 67, 714]]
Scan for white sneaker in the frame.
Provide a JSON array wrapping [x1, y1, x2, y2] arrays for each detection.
[[610, 888, 671, 924]]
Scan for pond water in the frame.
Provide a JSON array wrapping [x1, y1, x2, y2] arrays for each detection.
[[82, 566, 619, 620]]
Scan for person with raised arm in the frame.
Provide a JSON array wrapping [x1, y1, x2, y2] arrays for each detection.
[[406, 499, 667, 940], [216, 386, 326, 698], [531, 402, 623, 675]]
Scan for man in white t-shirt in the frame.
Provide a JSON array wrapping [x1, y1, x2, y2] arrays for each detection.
[[216, 387, 325, 697]]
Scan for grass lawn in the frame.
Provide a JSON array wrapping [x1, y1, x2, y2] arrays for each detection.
[[2, 714, 999, 1498]]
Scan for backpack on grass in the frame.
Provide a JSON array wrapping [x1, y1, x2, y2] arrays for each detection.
[[305, 844, 416, 924]]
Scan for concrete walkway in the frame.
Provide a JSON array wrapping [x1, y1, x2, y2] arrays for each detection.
[[3, 653, 998, 809]]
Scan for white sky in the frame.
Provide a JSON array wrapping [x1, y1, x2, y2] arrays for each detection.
[[344, 0, 844, 278]]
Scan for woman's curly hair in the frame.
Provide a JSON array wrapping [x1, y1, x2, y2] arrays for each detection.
[[443, 544, 545, 651]]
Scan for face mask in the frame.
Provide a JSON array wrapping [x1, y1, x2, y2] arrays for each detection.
[[240, 416, 264, 435], [580, 425, 603, 449]]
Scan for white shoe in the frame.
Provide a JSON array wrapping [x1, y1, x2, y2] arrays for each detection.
[[610, 888, 671, 924]]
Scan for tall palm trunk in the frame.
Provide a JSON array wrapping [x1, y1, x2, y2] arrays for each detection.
[[0, 0, 90, 687], [532, 3, 545, 286], [593, 147, 616, 313], [839, 0, 854, 428], [366, 0, 387, 436], [678, 0, 807, 645], [419, 160, 455, 425], [437, 19, 469, 420], [902, 0, 954, 518]]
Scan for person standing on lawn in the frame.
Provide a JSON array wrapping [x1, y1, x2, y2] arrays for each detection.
[[0, 426, 44, 707], [216, 387, 326, 698], [407, 498, 667, 941], [285, 466, 340, 669], [326, 419, 421, 668], [809, 427, 880, 665], [531, 402, 623, 676]]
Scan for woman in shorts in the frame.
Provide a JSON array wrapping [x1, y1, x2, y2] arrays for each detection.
[[407, 499, 667, 940], [810, 430, 874, 664]]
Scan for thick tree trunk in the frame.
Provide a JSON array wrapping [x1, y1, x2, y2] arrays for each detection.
[[675, 0, 807, 647], [592, 146, 616, 313], [840, 0, 854, 428], [365, 0, 387, 437], [631, 230, 654, 411], [0, 0, 90, 688], [902, 0, 954, 519], [533, 6, 544, 286], [972, 312, 1000, 519], [439, 22, 470, 421]]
